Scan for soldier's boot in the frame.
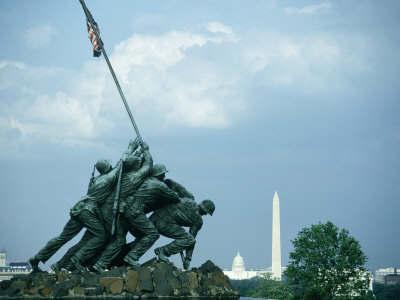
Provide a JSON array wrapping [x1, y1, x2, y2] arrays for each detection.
[[71, 256, 86, 272], [123, 255, 141, 268], [65, 261, 76, 272], [92, 262, 106, 274], [154, 247, 169, 263], [50, 262, 61, 273], [28, 255, 42, 273]]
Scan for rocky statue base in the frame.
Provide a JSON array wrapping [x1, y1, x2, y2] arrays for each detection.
[[0, 259, 239, 299]]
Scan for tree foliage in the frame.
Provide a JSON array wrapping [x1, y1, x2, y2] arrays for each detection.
[[230, 277, 261, 297], [373, 282, 400, 300], [230, 274, 291, 299], [284, 221, 370, 300], [249, 273, 292, 300]]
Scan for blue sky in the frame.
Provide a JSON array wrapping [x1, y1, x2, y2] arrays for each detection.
[[0, 0, 399, 271]]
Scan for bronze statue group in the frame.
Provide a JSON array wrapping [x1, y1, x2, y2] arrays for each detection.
[[29, 139, 215, 273]]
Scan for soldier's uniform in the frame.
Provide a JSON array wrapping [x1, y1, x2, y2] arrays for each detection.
[[121, 177, 181, 264], [30, 149, 131, 270], [149, 198, 202, 261], [93, 149, 153, 269]]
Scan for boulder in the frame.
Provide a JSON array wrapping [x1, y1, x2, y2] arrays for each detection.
[[52, 279, 75, 297], [198, 260, 222, 274], [80, 275, 98, 287], [99, 277, 124, 295], [73, 286, 86, 295], [125, 269, 139, 293], [38, 286, 55, 296], [10, 279, 27, 291], [154, 281, 173, 296], [138, 266, 153, 292], [4, 287, 20, 297], [87, 284, 104, 296], [213, 271, 231, 287]]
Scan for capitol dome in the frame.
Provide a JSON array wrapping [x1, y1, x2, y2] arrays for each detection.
[[232, 252, 245, 272]]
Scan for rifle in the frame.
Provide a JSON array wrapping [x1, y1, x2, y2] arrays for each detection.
[[111, 163, 124, 236]]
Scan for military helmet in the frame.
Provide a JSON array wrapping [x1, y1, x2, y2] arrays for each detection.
[[124, 156, 141, 172], [199, 199, 215, 216], [151, 164, 168, 177], [95, 159, 112, 174]]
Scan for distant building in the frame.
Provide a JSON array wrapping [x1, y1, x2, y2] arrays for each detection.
[[374, 267, 399, 284], [0, 248, 6, 267], [385, 274, 400, 285], [0, 247, 32, 281], [224, 192, 286, 281], [223, 252, 268, 280]]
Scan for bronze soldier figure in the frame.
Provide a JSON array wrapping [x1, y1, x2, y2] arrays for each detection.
[[150, 198, 215, 270], [28, 140, 139, 272], [97, 164, 181, 270], [91, 143, 155, 272], [49, 141, 150, 272]]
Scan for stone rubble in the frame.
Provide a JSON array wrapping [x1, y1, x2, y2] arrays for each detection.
[[0, 259, 239, 299]]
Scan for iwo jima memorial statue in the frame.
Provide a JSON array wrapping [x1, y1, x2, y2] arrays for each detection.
[[0, 1, 239, 299]]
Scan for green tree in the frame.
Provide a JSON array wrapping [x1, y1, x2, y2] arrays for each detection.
[[249, 273, 292, 300], [230, 277, 261, 296], [284, 221, 370, 300], [373, 282, 400, 300]]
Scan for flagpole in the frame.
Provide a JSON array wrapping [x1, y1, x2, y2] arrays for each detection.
[[79, 0, 142, 142]]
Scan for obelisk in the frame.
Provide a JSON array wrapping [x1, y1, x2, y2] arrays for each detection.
[[271, 191, 282, 280]]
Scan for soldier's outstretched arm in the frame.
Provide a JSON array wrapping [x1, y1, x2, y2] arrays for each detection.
[[108, 139, 140, 179], [164, 179, 195, 199], [183, 219, 203, 267], [157, 181, 180, 204], [123, 142, 154, 192], [126, 138, 140, 156]]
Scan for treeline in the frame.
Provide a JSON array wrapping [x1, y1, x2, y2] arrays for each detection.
[[229, 221, 399, 300], [231, 278, 400, 300], [373, 282, 400, 300], [231, 275, 292, 300]]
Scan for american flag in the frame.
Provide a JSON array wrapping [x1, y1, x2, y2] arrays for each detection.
[[86, 11, 102, 57]]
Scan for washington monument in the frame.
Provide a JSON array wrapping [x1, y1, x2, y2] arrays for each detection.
[[272, 191, 282, 280]]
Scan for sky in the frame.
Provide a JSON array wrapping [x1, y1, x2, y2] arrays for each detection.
[[0, 0, 399, 272]]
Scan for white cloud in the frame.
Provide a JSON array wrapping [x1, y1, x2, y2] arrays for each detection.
[[205, 22, 237, 43], [111, 31, 208, 80], [0, 22, 371, 156], [24, 25, 57, 49], [241, 31, 346, 95], [284, 2, 331, 15], [299, 2, 331, 15], [0, 60, 27, 70], [206, 22, 233, 36], [0, 26, 244, 154]]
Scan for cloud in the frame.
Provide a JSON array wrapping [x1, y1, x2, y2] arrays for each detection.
[[109, 29, 243, 129], [111, 31, 208, 78], [0, 25, 244, 155], [284, 2, 331, 15], [0, 60, 27, 70], [242, 32, 342, 92], [0, 22, 372, 157], [205, 22, 237, 43], [206, 22, 233, 36], [299, 2, 331, 15], [24, 26, 57, 49]]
